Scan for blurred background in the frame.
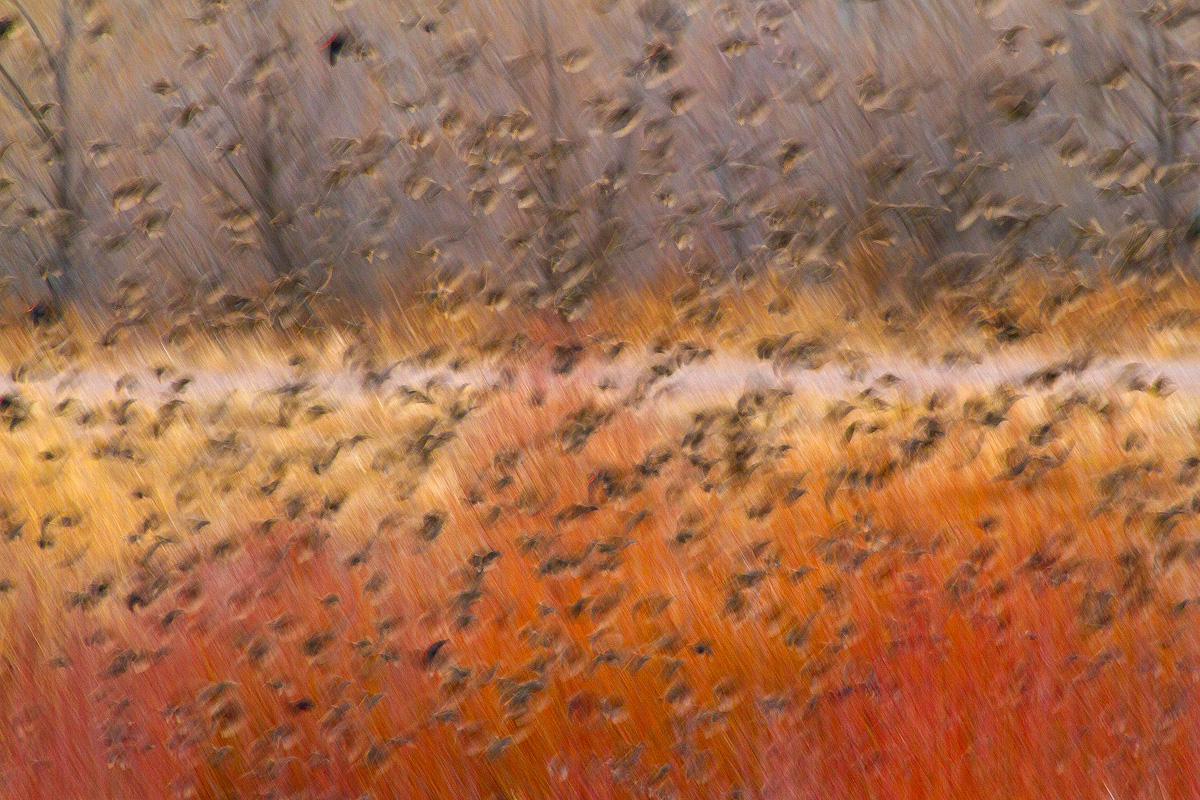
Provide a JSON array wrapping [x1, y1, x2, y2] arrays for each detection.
[[1, 0, 1198, 312]]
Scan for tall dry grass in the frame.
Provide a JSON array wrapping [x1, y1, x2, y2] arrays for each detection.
[[0, 307, 1198, 797]]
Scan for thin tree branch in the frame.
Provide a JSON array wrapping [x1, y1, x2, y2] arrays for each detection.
[[1108, 90, 1157, 139], [10, 0, 52, 62], [1125, 63, 1170, 110], [169, 132, 243, 210], [221, 152, 266, 212], [0, 60, 55, 144]]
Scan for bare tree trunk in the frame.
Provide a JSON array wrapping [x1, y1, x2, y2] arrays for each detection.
[[249, 0, 294, 279], [256, 92, 295, 278], [48, 0, 79, 302], [1143, 18, 1180, 275], [534, 0, 564, 297]]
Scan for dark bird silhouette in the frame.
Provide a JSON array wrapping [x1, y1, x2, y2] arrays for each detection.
[[26, 300, 60, 327], [321, 31, 348, 66], [422, 639, 449, 669]]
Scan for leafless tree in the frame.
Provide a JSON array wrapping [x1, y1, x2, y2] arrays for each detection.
[[1060, 2, 1200, 276], [161, 0, 364, 290], [0, 0, 87, 304]]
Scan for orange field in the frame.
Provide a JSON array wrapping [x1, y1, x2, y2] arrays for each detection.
[[0, 278, 1198, 800]]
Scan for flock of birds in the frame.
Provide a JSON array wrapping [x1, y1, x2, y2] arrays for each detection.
[[0, 281, 1198, 798], [4, 0, 1200, 312], [2, 0, 1200, 797]]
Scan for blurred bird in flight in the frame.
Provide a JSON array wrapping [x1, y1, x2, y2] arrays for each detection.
[[321, 31, 348, 65]]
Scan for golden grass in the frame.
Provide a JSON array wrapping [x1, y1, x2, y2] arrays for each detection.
[[8, 266, 1200, 382]]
